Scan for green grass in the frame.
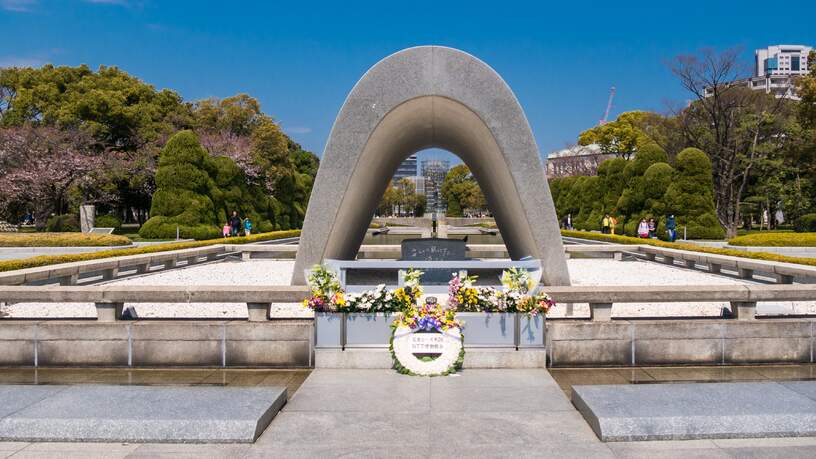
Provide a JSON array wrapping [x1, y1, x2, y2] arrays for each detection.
[[728, 232, 816, 247], [0, 230, 300, 272], [735, 229, 794, 236], [0, 232, 132, 247]]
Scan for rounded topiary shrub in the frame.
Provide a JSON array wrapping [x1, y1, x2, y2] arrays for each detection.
[[139, 131, 220, 240], [94, 214, 122, 229], [46, 214, 80, 232], [794, 214, 816, 233], [138, 216, 221, 240]]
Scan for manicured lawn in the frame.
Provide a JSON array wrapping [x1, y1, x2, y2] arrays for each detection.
[[0, 230, 300, 272], [0, 232, 132, 247]]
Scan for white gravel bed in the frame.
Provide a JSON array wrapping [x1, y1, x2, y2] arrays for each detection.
[[2, 258, 814, 319]]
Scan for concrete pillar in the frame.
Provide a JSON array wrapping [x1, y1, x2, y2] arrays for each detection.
[[101, 267, 119, 281], [79, 204, 95, 233], [184, 256, 197, 266], [709, 263, 722, 274], [206, 253, 219, 262], [738, 268, 754, 280], [777, 274, 794, 284], [662, 256, 675, 266], [564, 252, 571, 260], [164, 259, 177, 269], [95, 302, 125, 321], [58, 274, 78, 286], [613, 252, 623, 261], [136, 263, 150, 274], [684, 260, 696, 269], [590, 303, 613, 322], [241, 251, 252, 261], [644, 253, 656, 261], [729, 301, 756, 320], [247, 303, 271, 321]]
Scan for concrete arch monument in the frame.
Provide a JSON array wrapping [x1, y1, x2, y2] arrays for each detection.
[[292, 46, 570, 285]]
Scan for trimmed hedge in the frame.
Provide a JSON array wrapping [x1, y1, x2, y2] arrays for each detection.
[[728, 233, 816, 247], [0, 233, 132, 247], [93, 214, 122, 229], [561, 230, 816, 267], [0, 230, 300, 272], [794, 214, 816, 233], [46, 214, 80, 232]]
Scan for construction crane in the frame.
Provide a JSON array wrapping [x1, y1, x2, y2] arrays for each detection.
[[599, 86, 616, 125]]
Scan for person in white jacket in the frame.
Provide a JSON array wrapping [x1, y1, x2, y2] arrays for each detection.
[[637, 219, 649, 238]]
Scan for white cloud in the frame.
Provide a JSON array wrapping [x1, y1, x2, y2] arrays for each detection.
[[1, 0, 37, 12], [0, 56, 45, 68], [286, 126, 313, 134]]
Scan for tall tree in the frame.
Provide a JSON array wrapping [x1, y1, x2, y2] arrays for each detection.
[[0, 126, 106, 228], [669, 48, 791, 238]]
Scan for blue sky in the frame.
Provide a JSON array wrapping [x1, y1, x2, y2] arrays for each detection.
[[2, 0, 815, 162]]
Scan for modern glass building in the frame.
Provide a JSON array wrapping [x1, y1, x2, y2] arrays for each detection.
[[421, 159, 450, 214], [392, 154, 418, 183]]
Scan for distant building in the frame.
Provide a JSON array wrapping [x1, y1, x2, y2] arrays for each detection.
[[704, 44, 812, 100], [392, 154, 418, 183], [546, 144, 612, 178], [421, 159, 450, 214]]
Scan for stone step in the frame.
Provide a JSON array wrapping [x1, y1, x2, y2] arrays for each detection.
[[0, 384, 286, 443], [572, 381, 816, 441]]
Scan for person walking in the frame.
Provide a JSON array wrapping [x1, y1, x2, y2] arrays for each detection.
[[222, 221, 231, 239], [229, 211, 241, 237], [666, 214, 677, 242], [243, 217, 252, 237], [610, 215, 618, 235], [648, 218, 657, 238], [637, 218, 650, 238], [566, 213, 572, 230], [602, 214, 611, 234]]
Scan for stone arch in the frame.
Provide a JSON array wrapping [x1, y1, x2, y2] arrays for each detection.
[[292, 46, 570, 286]]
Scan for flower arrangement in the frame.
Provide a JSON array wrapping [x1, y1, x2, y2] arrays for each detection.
[[303, 265, 423, 313], [303, 265, 343, 312], [304, 264, 555, 316], [395, 297, 461, 332], [447, 269, 555, 316], [447, 274, 508, 312]]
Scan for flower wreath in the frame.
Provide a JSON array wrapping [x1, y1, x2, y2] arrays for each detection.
[[389, 298, 465, 377]]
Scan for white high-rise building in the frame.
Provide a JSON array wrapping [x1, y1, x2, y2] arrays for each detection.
[[755, 45, 811, 77], [706, 44, 812, 100]]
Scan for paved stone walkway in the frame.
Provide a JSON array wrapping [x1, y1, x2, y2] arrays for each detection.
[[2, 369, 816, 457]]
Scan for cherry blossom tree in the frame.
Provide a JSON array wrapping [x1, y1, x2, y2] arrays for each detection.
[[0, 126, 107, 227]]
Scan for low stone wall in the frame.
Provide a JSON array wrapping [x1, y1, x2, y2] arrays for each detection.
[[0, 320, 312, 368], [547, 319, 816, 367], [445, 217, 495, 227]]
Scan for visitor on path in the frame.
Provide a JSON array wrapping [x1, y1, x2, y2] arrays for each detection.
[[244, 217, 252, 236], [602, 214, 611, 234], [666, 214, 677, 242], [222, 222, 231, 238], [638, 218, 650, 238], [229, 211, 241, 237], [648, 218, 657, 238], [566, 213, 572, 230], [610, 215, 618, 235]]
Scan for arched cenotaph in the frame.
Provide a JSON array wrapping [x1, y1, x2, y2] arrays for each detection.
[[292, 46, 570, 286]]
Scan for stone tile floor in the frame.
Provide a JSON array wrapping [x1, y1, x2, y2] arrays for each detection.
[[549, 364, 816, 398], [1, 368, 816, 457]]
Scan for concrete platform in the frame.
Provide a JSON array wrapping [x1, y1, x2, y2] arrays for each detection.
[[0, 384, 286, 443], [572, 381, 816, 441]]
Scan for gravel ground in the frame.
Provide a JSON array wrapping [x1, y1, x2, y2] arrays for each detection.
[[2, 258, 814, 319]]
